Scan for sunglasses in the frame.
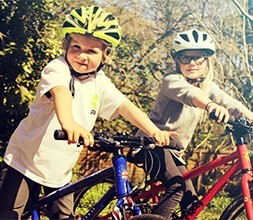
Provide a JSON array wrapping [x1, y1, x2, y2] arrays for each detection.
[[178, 55, 207, 65]]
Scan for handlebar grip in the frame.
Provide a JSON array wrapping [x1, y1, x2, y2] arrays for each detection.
[[209, 111, 235, 125], [209, 111, 217, 121], [54, 130, 68, 140]]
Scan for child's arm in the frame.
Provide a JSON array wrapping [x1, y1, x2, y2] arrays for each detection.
[[192, 92, 253, 123], [240, 106, 253, 121], [117, 99, 177, 145], [50, 86, 94, 146], [191, 92, 230, 123]]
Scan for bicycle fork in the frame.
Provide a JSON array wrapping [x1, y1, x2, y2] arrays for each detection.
[[112, 153, 141, 220], [238, 143, 253, 219], [181, 144, 253, 220]]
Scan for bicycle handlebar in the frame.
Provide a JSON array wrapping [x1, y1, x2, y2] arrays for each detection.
[[54, 112, 252, 151], [54, 130, 156, 151], [53, 129, 182, 153], [209, 112, 253, 136]]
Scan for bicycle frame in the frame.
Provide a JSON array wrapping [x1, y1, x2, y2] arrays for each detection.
[[30, 166, 114, 220], [184, 142, 253, 219], [132, 139, 253, 219], [111, 153, 142, 219], [82, 150, 141, 220], [30, 150, 141, 220]]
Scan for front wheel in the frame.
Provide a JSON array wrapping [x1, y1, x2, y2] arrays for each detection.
[[130, 214, 166, 220], [220, 191, 253, 220], [73, 178, 116, 219]]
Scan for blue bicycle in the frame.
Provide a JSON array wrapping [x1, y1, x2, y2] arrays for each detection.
[[22, 131, 164, 220]]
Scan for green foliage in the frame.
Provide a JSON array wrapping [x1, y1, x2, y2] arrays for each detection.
[[0, 0, 94, 152], [199, 191, 234, 219], [71, 163, 116, 217], [0, 0, 62, 149], [74, 182, 116, 217]]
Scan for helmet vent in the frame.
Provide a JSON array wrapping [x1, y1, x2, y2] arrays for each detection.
[[179, 34, 189, 42], [105, 14, 115, 21], [63, 22, 75, 28], [203, 33, 207, 41], [106, 33, 121, 40], [192, 30, 199, 43], [69, 14, 88, 29], [93, 6, 99, 14], [75, 8, 82, 16]]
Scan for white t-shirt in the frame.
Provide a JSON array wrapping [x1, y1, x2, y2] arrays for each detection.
[[4, 57, 127, 187]]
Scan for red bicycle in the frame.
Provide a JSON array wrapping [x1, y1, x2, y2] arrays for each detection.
[[129, 113, 253, 219]]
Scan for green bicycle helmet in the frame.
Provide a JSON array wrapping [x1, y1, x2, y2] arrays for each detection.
[[62, 5, 121, 47]]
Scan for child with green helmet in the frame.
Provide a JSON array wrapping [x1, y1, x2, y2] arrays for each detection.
[[0, 5, 176, 219]]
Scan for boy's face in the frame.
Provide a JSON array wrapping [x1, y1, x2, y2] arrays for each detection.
[[66, 34, 104, 74]]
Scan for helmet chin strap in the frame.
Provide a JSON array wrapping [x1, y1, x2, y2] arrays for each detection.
[[70, 68, 96, 77], [185, 77, 205, 84], [66, 56, 104, 97]]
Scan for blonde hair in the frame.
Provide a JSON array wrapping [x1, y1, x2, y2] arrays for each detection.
[[199, 56, 215, 122], [200, 56, 214, 93]]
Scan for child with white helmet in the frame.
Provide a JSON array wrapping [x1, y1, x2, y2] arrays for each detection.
[[0, 5, 175, 219], [132, 29, 253, 218]]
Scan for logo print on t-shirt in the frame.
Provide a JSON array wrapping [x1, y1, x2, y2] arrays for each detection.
[[91, 94, 99, 115]]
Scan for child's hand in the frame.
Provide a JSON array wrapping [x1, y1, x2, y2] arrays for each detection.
[[205, 102, 230, 123], [152, 130, 178, 146], [62, 122, 94, 146]]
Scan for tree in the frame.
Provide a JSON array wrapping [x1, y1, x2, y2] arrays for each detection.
[[0, 0, 57, 150], [0, 0, 94, 151]]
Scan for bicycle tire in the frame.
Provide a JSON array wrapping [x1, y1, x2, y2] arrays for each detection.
[[73, 175, 163, 219], [22, 167, 116, 220], [130, 214, 166, 220], [219, 191, 253, 220], [73, 174, 116, 219]]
